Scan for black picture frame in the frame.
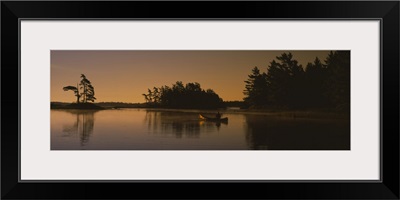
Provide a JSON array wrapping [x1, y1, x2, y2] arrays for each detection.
[[2, 1, 399, 199]]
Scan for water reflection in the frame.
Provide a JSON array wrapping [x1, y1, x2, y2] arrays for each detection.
[[51, 109, 349, 150], [245, 115, 350, 150], [61, 110, 97, 146], [144, 110, 227, 138]]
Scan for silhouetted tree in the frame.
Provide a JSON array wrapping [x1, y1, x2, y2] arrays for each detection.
[[266, 52, 305, 108], [144, 88, 153, 103], [325, 51, 350, 112], [304, 57, 329, 108], [79, 74, 96, 103], [142, 87, 162, 105], [63, 84, 81, 103], [142, 94, 150, 103], [63, 74, 96, 103], [152, 87, 161, 103], [243, 67, 268, 107]]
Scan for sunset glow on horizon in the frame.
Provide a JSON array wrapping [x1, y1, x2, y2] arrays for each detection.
[[51, 50, 330, 103]]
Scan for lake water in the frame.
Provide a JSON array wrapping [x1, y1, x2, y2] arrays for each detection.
[[51, 109, 350, 150]]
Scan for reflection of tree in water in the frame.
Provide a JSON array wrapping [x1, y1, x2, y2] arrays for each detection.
[[144, 111, 224, 138], [245, 115, 350, 150], [62, 110, 96, 146], [244, 115, 269, 150]]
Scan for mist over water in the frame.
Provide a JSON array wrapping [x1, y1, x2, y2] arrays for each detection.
[[51, 109, 350, 150]]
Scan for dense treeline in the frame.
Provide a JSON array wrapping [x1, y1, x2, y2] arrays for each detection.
[[143, 81, 224, 109], [243, 51, 350, 112]]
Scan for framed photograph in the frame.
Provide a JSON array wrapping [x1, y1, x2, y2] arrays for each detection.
[[2, 1, 399, 199]]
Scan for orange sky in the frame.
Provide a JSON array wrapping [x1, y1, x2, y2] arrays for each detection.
[[51, 50, 330, 103]]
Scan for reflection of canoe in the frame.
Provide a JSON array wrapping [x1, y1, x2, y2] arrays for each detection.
[[199, 114, 228, 122]]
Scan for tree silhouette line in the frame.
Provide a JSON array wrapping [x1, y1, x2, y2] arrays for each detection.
[[63, 74, 96, 103], [243, 51, 350, 111], [143, 81, 223, 109], [58, 51, 349, 112]]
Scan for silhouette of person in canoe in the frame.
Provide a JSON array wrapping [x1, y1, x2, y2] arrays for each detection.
[[216, 111, 222, 119]]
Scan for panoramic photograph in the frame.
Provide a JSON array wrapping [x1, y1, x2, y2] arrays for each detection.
[[51, 50, 350, 150]]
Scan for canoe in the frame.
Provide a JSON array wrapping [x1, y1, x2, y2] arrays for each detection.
[[199, 114, 228, 122]]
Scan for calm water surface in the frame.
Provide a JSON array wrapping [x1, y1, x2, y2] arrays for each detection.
[[51, 109, 350, 150]]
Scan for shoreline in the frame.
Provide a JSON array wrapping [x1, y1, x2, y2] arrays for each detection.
[[51, 105, 349, 120]]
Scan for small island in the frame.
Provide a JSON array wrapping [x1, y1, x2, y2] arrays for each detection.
[[51, 102, 104, 110], [51, 74, 104, 110]]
